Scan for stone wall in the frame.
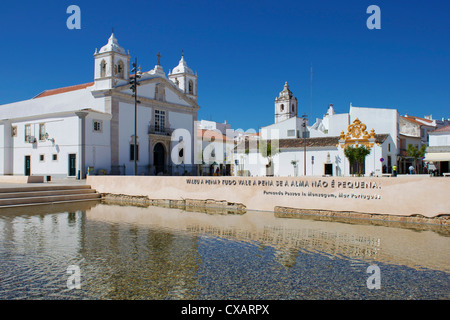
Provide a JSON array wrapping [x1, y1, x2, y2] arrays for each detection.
[[86, 175, 450, 221]]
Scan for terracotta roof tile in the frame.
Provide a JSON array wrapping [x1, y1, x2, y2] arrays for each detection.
[[431, 125, 450, 133], [33, 82, 94, 99], [402, 115, 434, 127], [234, 134, 389, 152], [197, 129, 234, 142]]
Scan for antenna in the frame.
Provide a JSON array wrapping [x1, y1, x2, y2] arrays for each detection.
[[310, 63, 313, 122]]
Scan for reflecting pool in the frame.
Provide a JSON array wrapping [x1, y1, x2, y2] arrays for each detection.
[[0, 201, 449, 300]]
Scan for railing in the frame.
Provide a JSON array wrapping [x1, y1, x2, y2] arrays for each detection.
[[148, 125, 174, 136]]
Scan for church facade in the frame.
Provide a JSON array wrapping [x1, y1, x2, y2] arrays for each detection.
[[0, 33, 199, 178]]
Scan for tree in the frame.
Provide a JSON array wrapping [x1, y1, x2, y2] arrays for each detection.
[[259, 140, 280, 176], [407, 144, 426, 173], [344, 145, 371, 176]]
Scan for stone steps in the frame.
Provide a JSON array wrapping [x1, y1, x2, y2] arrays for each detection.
[[0, 185, 101, 208]]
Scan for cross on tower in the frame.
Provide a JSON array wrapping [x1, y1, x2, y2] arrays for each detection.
[[156, 52, 162, 66]]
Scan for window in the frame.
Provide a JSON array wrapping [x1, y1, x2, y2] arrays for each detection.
[[292, 104, 295, 112], [93, 120, 102, 132], [188, 80, 194, 95], [117, 61, 124, 78], [39, 154, 45, 162], [100, 60, 107, 77], [280, 104, 284, 112], [39, 123, 46, 141], [287, 130, 296, 137], [154, 110, 166, 132], [11, 126, 17, 137], [299, 130, 310, 138], [25, 124, 31, 142], [130, 144, 139, 161], [52, 154, 58, 161]]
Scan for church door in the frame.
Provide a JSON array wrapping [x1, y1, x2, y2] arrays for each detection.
[[153, 143, 165, 175]]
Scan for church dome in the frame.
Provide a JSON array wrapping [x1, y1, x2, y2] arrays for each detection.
[[99, 33, 126, 55], [170, 54, 194, 75]]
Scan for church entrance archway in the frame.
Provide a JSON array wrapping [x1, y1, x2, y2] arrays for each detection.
[[153, 143, 165, 175]]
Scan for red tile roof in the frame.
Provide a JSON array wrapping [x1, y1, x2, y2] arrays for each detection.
[[235, 134, 390, 151], [197, 129, 234, 142], [33, 82, 94, 99], [402, 115, 434, 127], [432, 125, 450, 133]]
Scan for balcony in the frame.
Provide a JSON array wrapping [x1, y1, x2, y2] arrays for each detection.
[[148, 125, 174, 136]]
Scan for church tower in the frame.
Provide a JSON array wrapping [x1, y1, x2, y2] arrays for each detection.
[[168, 53, 198, 102], [275, 82, 297, 123], [93, 33, 130, 91]]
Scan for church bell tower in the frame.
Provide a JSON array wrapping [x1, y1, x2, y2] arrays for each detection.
[[275, 82, 298, 123], [93, 33, 130, 91]]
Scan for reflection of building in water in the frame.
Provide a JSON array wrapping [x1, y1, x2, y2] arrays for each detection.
[[87, 204, 450, 272], [187, 224, 380, 263]]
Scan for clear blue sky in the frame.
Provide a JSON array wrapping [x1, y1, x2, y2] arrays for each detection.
[[0, 0, 448, 131]]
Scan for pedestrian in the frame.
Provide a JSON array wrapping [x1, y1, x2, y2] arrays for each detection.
[[392, 165, 397, 177], [409, 165, 414, 174]]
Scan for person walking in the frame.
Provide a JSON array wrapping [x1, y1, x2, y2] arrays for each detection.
[[392, 165, 397, 177], [409, 165, 414, 175]]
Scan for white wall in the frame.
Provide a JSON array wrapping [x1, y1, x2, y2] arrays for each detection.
[[118, 102, 153, 175], [85, 113, 112, 172], [429, 133, 450, 147], [261, 117, 307, 140], [276, 147, 342, 177], [8, 115, 79, 176], [350, 106, 399, 147]]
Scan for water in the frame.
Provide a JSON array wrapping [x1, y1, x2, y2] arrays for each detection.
[[0, 201, 449, 300]]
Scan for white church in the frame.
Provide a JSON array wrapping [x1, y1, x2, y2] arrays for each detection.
[[0, 33, 200, 179]]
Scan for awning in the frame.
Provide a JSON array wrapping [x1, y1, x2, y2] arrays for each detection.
[[424, 152, 450, 162]]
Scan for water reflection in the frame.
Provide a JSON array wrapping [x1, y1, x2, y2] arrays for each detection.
[[0, 201, 449, 300]]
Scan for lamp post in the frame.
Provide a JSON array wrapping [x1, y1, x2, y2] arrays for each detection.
[[301, 114, 308, 176], [129, 58, 142, 176]]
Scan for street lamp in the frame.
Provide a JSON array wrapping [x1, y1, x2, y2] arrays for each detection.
[[130, 58, 142, 176], [301, 114, 308, 176]]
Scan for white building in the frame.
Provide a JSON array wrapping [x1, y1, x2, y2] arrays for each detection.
[[0, 33, 200, 178], [234, 82, 397, 177], [424, 125, 450, 175]]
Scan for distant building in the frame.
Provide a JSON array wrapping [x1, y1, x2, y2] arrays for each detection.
[[424, 125, 450, 175], [234, 82, 399, 177], [0, 33, 200, 178]]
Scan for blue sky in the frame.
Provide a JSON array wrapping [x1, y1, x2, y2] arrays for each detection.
[[0, 0, 448, 131]]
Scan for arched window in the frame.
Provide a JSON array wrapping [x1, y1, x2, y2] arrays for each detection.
[[100, 60, 107, 77], [188, 80, 194, 94], [292, 104, 295, 112], [117, 61, 124, 78], [280, 104, 284, 112]]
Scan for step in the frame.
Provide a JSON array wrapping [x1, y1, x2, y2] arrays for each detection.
[[0, 188, 97, 200], [0, 192, 101, 207], [0, 184, 92, 194]]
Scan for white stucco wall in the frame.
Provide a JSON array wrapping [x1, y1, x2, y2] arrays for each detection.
[[429, 132, 450, 147], [85, 112, 112, 172], [8, 115, 80, 176]]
